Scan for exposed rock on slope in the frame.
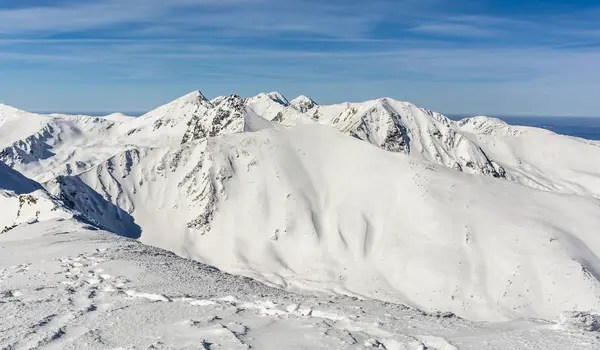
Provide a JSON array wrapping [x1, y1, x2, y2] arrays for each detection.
[[290, 95, 318, 113], [0, 162, 76, 233], [181, 94, 271, 144], [0, 91, 505, 182], [247, 94, 505, 177], [123, 90, 213, 146]]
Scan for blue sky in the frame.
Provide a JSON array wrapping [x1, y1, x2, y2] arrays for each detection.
[[1, 0, 599, 116]]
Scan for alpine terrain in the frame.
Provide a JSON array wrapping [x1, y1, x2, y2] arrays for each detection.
[[2, 91, 600, 349]]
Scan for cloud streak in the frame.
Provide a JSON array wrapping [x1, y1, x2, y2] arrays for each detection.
[[0, 0, 387, 39], [0, 0, 599, 116]]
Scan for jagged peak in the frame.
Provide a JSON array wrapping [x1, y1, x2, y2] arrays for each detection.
[[210, 96, 227, 105], [219, 94, 245, 105]]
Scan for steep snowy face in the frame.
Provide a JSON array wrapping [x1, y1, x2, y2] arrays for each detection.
[[265, 91, 290, 106], [319, 99, 505, 177], [47, 124, 600, 322], [122, 90, 213, 146], [44, 140, 214, 248], [456, 116, 600, 198], [0, 161, 41, 194], [0, 162, 75, 232]]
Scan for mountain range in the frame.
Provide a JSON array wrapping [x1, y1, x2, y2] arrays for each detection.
[[2, 90, 600, 323]]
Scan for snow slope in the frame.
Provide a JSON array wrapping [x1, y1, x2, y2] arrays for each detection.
[[457, 116, 600, 198], [3, 219, 598, 349], [45, 122, 600, 321], [123, 90, 213, 147], [0, 105, 133, 183], [0, 161, 75, 234]]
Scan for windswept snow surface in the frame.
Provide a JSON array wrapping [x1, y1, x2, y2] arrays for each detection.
[[2, 90, 600, 345], [2, 220, 600, 349]]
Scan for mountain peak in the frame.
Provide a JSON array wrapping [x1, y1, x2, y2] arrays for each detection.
[[158, 90, 210, 109], [290, 95, 317, 112], [178, 90, 208, 103], [264, 91, 290, 106], [291, 95, 315, 103]]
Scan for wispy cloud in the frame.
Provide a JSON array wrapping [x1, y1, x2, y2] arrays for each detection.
[[410, 23, 495, 37], [1, 0, 600, 116], [0, 0, 386, 39]]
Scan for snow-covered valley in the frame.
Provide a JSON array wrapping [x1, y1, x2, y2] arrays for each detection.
[[2, 91, 600, 348]]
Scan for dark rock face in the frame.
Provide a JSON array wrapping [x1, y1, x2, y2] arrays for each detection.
[[181, 95, 247, 144]]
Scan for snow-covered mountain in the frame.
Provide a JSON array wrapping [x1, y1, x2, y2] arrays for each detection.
[[2, 91, 600, 325], [0, 161, 77, 233], [247, 94, 505, 177], [181, 94, 273, 144], [44, 121, 600, 322], [0, 104, 135, 183], [457, 116, 600, 198], [123, 90, 213, 146], [290, 95, 318, 113]]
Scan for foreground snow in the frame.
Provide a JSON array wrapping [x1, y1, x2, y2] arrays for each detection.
[[2, 219, 599, 349]]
